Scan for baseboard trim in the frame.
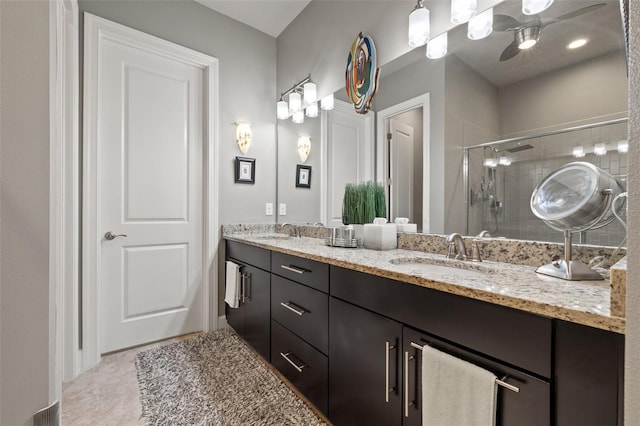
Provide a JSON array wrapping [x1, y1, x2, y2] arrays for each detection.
[[217, 315, 229, 329]]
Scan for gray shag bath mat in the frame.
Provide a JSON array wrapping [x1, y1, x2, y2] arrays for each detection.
[[135, 329, 322, 425]]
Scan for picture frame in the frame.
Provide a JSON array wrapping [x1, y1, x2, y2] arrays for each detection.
[[296, 164, 312, 188], [235, 156, 255, 184]]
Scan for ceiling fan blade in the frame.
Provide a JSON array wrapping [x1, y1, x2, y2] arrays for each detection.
[[500, 40, 521, 62], [545, 3, 606, 25], [493, 14, 522, 31]]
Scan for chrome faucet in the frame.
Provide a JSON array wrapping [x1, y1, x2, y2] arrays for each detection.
[[281, 223, 300, 238], [313, 222, 324, 227], [477, 230, 491, 238], [446, 233, 467, 260]]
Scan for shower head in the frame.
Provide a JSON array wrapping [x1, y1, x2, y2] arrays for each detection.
[[505, 144, 534, 153]]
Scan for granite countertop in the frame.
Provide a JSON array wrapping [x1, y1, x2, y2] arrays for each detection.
[[224, 232, 625, 334]]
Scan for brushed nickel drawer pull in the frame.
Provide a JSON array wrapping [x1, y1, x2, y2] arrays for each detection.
[[385, 341, 396, 403], [280, 352, 307, 373], [280, 301, 306, 316], [280, 264, 307, 274]]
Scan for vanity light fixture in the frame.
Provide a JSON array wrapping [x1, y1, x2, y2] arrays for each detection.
[[483, 158, 498, 168], [572, 146, 586, 158], [618, 140, 629, 153], [594, 143, 607, 156], [499, 156, 511, 166], [408, 0, 430, 47], [451, 0, 476, 24], [427, 32, 448, 59], [306, 101, 318, 118], [297, 136, 311, 163], [567, 38, 588, 49], [320, 93, 334, 110], [235, 122, 252, 155], [467, 8, 493, 40], [292, 109, 304, 124], [277, 75, 332, 123], [522, 0, 554, 15]]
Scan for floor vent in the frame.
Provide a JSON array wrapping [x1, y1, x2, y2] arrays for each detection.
[[33, 400, 59, 426]]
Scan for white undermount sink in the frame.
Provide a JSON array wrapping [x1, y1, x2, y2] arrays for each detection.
[[389, 256, 499, 276]]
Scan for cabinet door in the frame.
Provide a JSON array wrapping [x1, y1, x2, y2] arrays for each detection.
[[225, 300, 245, 337], [329, 298, 402, 426], [403, 327, 550, 426], [243, 264, 271, 361]]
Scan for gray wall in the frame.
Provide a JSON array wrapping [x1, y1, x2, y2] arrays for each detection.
[[499, 51, 629, 138], [0, 1, 51, 425], [626, 1, 640, 422], [277, 117, 322, 223], [79, 0, 278, 226]]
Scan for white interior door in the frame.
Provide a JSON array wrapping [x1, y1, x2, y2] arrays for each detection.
[[324, 100, 374, 225], [389, 119, 415, 221], [91, 17, 205, 353]]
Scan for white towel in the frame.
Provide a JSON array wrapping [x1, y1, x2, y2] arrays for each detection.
[[224, 261, 241, 308], [422, 345, 498, 426]]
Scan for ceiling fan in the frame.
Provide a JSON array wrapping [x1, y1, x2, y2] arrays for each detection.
[[494, 3, 606, 62]]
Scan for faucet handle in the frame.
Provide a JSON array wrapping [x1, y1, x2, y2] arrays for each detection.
[[470, 239, 483, 262], [446, 241, 457, 259]]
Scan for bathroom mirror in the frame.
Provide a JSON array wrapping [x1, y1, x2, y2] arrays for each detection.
[[276, 0, 628, 244]]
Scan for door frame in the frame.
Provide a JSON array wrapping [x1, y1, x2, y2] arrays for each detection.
[[376, 94, 430, 232], [82, 13, 219, 370]]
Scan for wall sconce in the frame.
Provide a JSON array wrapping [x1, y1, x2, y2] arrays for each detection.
[[297, 136, 311, 163], [235, 122, 252, 155], [468, 8, 493, 40], [426, 32, 448, 59], [522, 0, 554, 16], [408, 0, 430, 47], [277, 75, 332, 123], [594, 143, 607, 156], [451, 0, 476, 25], [572, 146, 586, 158]]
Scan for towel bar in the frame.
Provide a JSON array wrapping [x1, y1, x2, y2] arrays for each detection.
[[410, 341, 520, 393]]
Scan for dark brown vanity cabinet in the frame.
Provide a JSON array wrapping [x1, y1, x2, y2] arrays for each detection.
[[225, 241, 271, 361], [270, 252, 329, 415]]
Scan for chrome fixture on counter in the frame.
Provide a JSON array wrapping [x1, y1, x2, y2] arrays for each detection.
[[281, 223, 300, 238], [446, 233, 483, 262]]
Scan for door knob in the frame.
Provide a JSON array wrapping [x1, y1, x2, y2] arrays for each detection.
[[104, 231, 127, 240]]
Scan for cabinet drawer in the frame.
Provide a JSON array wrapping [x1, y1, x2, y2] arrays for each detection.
[[271, 275, 328, 354], [331, 266, 552, 378], [271, 251, 329, 292], [226, 240, 270, 271], [403, 327, 550, 426], [271, 320, 328, 415]]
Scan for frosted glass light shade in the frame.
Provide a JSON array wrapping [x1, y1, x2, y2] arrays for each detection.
[[522, 0, 554, 15], [572, 146, 585, 158], [305, 102, 318, 118], [235, 122, 252, 155], [499, 156, 511, 166], [618, 140, 629, 153], [408, 4, 430, 47], [292, 109, 304, 124], [594, 143, 607, 156], [303, 82, 317, 104], [483, 158, 497, 167], [289, 92, 302, 113], [277, 100, 289, 120], [451, 0, 477, 24], [297, 136, 311, 162], [320, 93, 334, 110], [426, 32, 448, 59], [468, 8, 493, 40]]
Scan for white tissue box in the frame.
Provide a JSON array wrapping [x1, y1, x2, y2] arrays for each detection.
[[396, 223, 417, 233], [363, 223, 398, 250]]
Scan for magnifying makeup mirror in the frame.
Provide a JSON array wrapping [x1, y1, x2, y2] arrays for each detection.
[[530, 162, 625, 280]]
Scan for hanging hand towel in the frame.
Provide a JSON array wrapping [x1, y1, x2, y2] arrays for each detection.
[[224, 261, 241, 309], [422, 345, 498, 426]]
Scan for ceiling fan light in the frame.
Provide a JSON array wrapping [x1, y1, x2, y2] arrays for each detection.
[[519, 39, 537, 49], [516, 26, 541, 50], [522, 0, 554, 15], [408, 1, 430, 47], [426, 32, 448, 59], [451, 0, 477, 25], [467, 8, 493, 40]]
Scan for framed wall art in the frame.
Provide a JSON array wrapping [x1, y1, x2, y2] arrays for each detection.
[[235, 156, 255, 184], [296, 164, 312, 188]]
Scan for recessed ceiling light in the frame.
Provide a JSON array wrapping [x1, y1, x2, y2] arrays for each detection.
[[567, 38, 588, 49]]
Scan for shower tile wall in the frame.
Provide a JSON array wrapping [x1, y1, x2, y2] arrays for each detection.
[[467, 121, 627, 247]]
